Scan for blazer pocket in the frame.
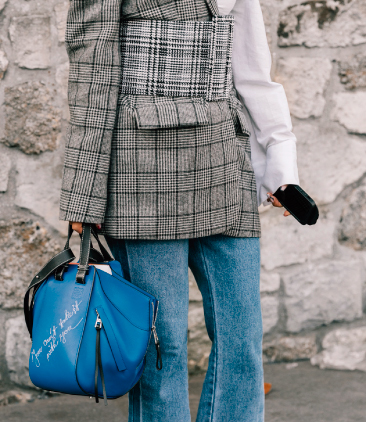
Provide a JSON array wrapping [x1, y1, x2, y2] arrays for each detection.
[[228, 95, 251, 140], [235, 109, 251, 139], [130, 96, 210, 129]]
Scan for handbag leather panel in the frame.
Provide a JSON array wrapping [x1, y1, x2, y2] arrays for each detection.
[[75, 268, 154, 397], [29, 264, 95, 395], [94, 306, 127, 371]]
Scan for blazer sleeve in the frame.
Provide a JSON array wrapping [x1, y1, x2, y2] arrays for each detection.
[[230, 0, 300, 207], [59, 0, 122, 223]]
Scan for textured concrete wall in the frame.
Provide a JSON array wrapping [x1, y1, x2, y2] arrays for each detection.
[[0, 0, 365, 392]]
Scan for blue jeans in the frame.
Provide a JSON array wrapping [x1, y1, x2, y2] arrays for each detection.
[[104, 234, 264, 422]]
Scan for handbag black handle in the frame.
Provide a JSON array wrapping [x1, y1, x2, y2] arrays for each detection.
[[76, 223, 92, 283], [75, 224, 114, 283], [54, 224, 113, 281]]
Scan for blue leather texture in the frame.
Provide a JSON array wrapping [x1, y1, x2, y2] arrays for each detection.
[[29, 259, 158, 399]]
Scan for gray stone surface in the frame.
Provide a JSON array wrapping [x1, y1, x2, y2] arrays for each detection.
[[188, 303, 211, 374], [0, 49, 8, 79], [0, 390, 33, 406], [5, 315, 33, 387], [275, 57, 332, 119], [278, 0, 366, 48], [311, 326, 366, 371], [0, 0, 7, 12], [2, 362, 366, 422], [188, 270, 202, 302], [263, 335, 318, 362], [260, 271, 280, 293], [3, 81, 61, 154], [56, 61, 69, 100], [55, 62, 70, 119], [283, 259, 363, 333], [295, 122, 366, 205], [338, 184, 366, 250], [260, 210, 335, 271], [339, 53, 366, 89], [0, 153, 11, 192], [54, 1, 69, 43], [261, 295, 279, 335], [264, 361, 366, 422], [8, 16, 51, 69], [0, 219, 60, 309], [331, 92, 366, 134], [15, 153, 67, 235]]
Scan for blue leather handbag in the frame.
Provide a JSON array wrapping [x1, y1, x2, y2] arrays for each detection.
[[24, 223, 162, 405]]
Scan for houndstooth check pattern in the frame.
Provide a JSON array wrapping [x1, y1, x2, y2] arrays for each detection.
[[59, 0, 261, 239], [119, 15, 234, 101]]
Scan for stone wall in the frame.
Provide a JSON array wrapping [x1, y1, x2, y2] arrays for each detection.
[[0, 0, 365, 392]]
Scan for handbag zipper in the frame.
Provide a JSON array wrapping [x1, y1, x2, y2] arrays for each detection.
[[94, 310, 108, 405], [94, 303, 161, 405], [151, 302, 162, 370]]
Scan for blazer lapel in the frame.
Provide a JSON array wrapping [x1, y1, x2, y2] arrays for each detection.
[[204, 0, 220, 15]]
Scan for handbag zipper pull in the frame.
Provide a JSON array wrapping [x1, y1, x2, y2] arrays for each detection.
[[152, 324, 162, 370], [151, 302, 162, 370], [95, 310, 103, 329], [94, 309, 108, 405]]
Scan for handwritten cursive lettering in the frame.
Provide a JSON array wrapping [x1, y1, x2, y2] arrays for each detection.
[[44, 326, 59, 361], [31, 347, 42, 367], [59, 318, 84, 344], [39, 300, 85, 363], [59, 300, 82, 329]]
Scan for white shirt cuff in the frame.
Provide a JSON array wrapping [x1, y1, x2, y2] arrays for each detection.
[[258, 140, 300, 207]]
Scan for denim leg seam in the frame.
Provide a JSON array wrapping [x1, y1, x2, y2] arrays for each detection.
[[125, 242, 142, 422], [197, 239, 218, 422]]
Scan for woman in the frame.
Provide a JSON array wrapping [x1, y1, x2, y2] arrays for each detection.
[[60, 0, 299, 420]]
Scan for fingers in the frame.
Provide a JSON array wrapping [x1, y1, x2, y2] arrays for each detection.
[[266, 193, 282, 207], [267, 192, 292, 217], [68, 222, 102, 234], [69, 221, 83, 234]]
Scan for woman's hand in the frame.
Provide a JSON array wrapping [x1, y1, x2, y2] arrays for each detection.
[[69, 221, 83, 234], [69, 221, 102, 234], [266, 185, 291, 217]]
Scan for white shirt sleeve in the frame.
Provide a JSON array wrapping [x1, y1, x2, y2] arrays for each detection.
[[228, 0, 300, 207]]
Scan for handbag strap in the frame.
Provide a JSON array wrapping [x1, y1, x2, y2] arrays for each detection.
[[24, 247, 75, 338], [66, 223, 112, 262], [54, 224, 113, 280], [89, 226, 113, 262], [75, 223, 114, 283], [75, 224, 92, 283]]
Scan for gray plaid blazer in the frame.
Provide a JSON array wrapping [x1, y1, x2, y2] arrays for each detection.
[[59, 0, 261, 239]]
